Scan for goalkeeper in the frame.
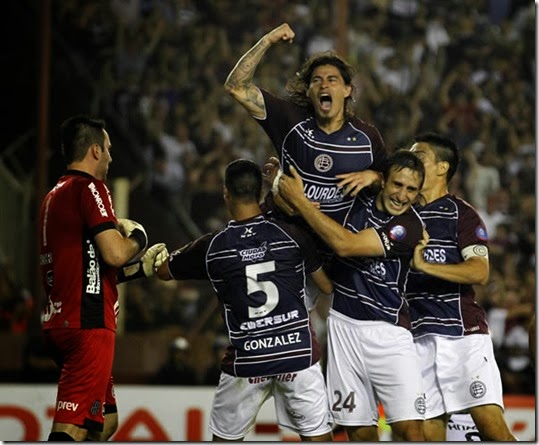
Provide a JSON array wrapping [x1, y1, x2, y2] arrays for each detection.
[[38, 115, 168, 442]]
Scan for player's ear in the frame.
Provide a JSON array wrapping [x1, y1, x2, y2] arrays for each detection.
[[344, 84, 352, 99], [91, 143, 102, 160], [437, 160, 449, 176]]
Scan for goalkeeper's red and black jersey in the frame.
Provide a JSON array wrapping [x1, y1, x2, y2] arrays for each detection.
[[167, 214, 323, 378], [39, 170, 119, 331], [406, 194, 490, 338]]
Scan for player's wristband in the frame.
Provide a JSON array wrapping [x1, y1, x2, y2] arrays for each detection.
[[271, 169, 283, 195], [129, 228, 148, 251], [117, 261, 145, 283]]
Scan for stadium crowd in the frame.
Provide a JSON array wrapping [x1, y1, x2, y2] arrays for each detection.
[[2, 0, 535, 394]]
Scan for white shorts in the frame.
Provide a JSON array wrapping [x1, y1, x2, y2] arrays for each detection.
[[415, 334, 504, 419], [209, 362, 333, 440], [326, 312, 425, 426]]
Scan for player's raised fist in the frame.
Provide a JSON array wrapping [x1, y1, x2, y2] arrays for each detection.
[[266, 23, 295, 45]]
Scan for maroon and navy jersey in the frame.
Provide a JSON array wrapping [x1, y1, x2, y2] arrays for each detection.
[[406, 194, 489, 338], [40, 170, 119, 331], [329, 191, 424, 328], [166, 214, 322, 378], [257, 89, 387, 225]]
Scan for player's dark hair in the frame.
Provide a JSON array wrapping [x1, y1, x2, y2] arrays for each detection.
[[385, 150, 425, 190], [286, 50, 356, 116], [225, 159, 262, 202], [414, 132, 460, 182], [60, 115, 106, 164]]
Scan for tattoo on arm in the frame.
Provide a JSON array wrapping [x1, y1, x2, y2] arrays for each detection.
[[227, 38, 270, 89]]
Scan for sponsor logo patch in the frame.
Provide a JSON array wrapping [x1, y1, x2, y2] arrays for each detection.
[[241, 227, 255, 238], [389, 225, 406, 241], [57, 401, 79, 411], [287, 410, 306, 420], [475, 226, 488, 241], [88, 182, 108, 217], [239, 242, 268, 262]]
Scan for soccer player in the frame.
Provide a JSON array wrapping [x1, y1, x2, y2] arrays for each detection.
[[407, 132, 517, 441], [278, 151, 427, 441], [224, 22, 387, 226], [39, 115, 166, 441], [155, 159, 334, 441]]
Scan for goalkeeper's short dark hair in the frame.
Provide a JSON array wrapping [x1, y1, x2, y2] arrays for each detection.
[[60, 115, 106, 164]]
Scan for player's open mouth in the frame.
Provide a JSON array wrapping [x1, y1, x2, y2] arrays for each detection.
[[390, 199, 405, 209], [319, 94, 332, 112]]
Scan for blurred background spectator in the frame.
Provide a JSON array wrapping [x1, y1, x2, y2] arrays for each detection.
[[149, 336, 199, 385]]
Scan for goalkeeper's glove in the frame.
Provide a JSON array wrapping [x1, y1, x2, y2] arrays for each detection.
[[142, 243, 169, 276], [117, 218, 148, 251]]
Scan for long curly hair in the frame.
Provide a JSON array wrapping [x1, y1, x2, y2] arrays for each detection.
[[285, 50, 356, 116]]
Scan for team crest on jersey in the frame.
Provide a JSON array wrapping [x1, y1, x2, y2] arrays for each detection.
[[475, 226, 488, 241], [389, 225, 406, 240], [414, 395, 426, 415], [90, 400, 101, 415], [469, 380, 487, 398], [46, 270, 54, 287], [314, 154, 333, 172]]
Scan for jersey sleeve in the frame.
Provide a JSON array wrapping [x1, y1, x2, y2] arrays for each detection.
[[255, 89, 305, 156], [351, 116, 388, 173], [80, 179, 117, 237], [374, 210, 424, 258], [369, 124, 388, 173], [167, 233, 214, 280], [456, 200, 489, 249]]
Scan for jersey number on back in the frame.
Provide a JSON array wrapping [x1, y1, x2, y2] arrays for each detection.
[[246, 261, 278, 318]]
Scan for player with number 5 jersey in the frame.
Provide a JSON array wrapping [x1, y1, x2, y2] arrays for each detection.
[[155, 159, 334, 441]]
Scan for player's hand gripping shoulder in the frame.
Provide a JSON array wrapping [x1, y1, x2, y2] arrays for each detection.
[[117, 243, 169, 283], [263, 157, 297, 217], [263, 156, 281, 187], [117, 217, 148, 251], [336, 169, 383, 197], [278, 166, 314, 212]]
